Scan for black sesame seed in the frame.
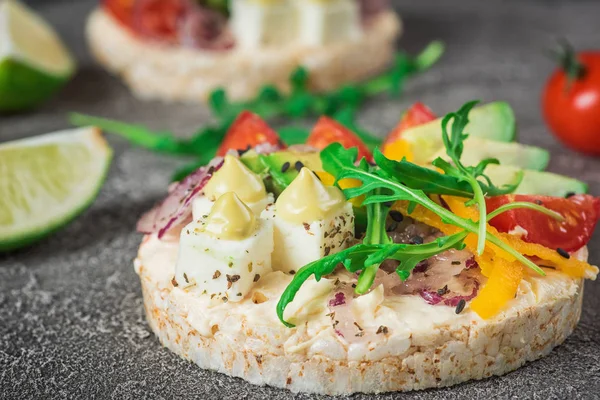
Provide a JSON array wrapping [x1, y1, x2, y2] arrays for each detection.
[[281, 161, 291, 173], [389, 210, 404, 222], [409, 236, 424, 245], [383, 201, 394, 208], [534, 199, 543, 205], [455, 299, 466, 314], [437, 285, 449, 296], [386, 222, 398, 232], [238, 145, 252, 156], [451, 260, 461, 265], [289, 270, 296, 275], [565, 192, 576, 198], [557, 248, 570, 259], [295, 161, 304, 172]]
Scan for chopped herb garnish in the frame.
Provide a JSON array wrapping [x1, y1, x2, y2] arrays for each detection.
[[376, 325, 389, 335], [69, 42, 444, 181]]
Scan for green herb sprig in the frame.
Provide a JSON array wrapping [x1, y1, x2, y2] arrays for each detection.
[[430, 101, 523, 254], [70, 41, 444, 180], [276, 231, 468, 328], [320, 143, 544, 277]]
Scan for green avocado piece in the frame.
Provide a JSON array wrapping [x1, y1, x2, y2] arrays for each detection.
[[484, 164, 588, 196], [240, 149, 368, 234], [241, 149, 323, 194], [430, 138, 550, 171], [403, 102, 516, 164]]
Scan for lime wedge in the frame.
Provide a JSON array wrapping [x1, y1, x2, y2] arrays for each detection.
[[0, 127, 112, 251], [0, 0, 76, 112]]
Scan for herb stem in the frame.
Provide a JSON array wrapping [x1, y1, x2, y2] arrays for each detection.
[[466, 175, 487, 255], [486, 202, 565, 222]]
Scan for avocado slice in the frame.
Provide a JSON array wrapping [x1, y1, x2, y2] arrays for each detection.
[[240, 149, 369, 234], [484, 164, 588, 196], [403, 102, 516, 164], [430, 138, 550, 171], [241, 149, 323, 195]]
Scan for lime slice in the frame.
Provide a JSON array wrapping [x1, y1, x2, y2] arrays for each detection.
[[0, 127, 112, 252], [0, 0, 76, 112]]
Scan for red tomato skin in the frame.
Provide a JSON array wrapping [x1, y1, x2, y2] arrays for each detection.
[[307, 117, 373, 161], [486, 194, 600, 252], [102, 0, 136, 28], [131, 0, 190, 43], [217, 111, 283, 156], [383, 102, 436, 148], [542, 52, 600, 155]]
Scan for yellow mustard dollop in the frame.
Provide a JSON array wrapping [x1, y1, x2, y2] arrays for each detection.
[[203, 155, 267, 203], [276, 167, 346, 224], [203, 192, 257, 240]]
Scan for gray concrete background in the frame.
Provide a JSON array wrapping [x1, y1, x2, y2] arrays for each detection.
[[1, 1, 600, 399]]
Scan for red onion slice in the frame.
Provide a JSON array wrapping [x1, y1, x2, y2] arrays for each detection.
[[137, 157, 223, 238]]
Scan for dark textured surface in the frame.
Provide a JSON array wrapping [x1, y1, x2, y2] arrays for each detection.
[[2, 1, 600, 399]]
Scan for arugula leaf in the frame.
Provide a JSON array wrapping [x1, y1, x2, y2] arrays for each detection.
[[319, 143, 545, 276], [70, 113, 184, 154], [355, 188, 392, 294], [70, 113, 232, 164], [276, 231, 468, 327], [431, 101, 522, 254]]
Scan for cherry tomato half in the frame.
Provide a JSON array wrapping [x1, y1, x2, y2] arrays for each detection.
[[216, 111, 283, 156], [102, 0, 136, 28], [487, 194, 600, 252], [543, 51, 600, 155], [383, 102, 436, 150], [132, 0, 190, 43], [306, 116, 372, 161]]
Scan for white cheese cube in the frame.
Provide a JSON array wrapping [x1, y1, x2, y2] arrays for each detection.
[[174, 218, 274, 302], [261, 202, 354, 273], [296, 0, 362, 47], [231, 0, 298, 49]]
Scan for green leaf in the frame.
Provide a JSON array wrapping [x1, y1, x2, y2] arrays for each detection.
[[208, 88, 229, 118], [412, 40, 446, 72], [290, 67, 309, 92], [276, 231, 468, 327], [376, 150, 474, 197], [277, 126, 310, 145], [69, 113, 184, 155]]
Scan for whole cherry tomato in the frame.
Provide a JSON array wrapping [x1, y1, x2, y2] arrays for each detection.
[[542, 45, 600, 155]]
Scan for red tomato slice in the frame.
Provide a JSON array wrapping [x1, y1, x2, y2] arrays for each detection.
[[383, 102, 436, 148], [216, 111, 283, 156], [307, 117, 372, 161], [132, 0, 190, 43], [486, 194, 600, 252], [102, 0, 136, 28]]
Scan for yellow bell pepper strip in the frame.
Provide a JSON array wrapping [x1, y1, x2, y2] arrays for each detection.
[[392, 199, 598, 280], [470, 258, 523, 319], [382, 139, 414, 162]]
